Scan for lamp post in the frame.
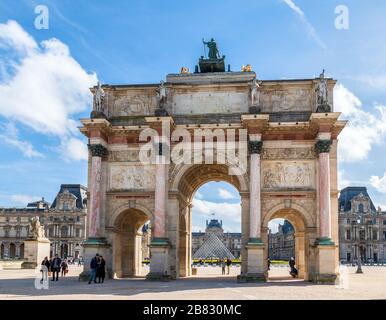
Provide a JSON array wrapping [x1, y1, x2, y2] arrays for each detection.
[[356, 217, 363, 274]]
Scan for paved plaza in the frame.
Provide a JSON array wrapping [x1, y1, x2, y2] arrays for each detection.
[[0, 264, 385, 300]]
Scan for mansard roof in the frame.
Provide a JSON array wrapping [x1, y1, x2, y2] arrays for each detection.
[[339, 187, 376, 212], [51, 184, 87, 209]]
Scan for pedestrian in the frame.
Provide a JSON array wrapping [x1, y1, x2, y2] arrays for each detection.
[[226, 258, 232, 275], [221, 259, 226, 275], [40, 256, 50, 283], [78, 257, 82, 266], [267, 258, 271, 271], [88, 253, 99, 284], [51, 254, 62, 281], [96, 255, 106, 283], [289, 257, 298, 278], [61, 259, 68, 277]]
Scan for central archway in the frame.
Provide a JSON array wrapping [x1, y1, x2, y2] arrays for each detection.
[[172, 164, 249, 278]]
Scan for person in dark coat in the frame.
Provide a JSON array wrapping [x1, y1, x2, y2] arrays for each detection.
[[289, 257, 298, 278], [226, 258, 232, 275], [267, 258, 271, 271], [88, 254, 99, 284], [51, 254, 62, 281], [96, 255, 106, 283], [61, 259, 68, 277]]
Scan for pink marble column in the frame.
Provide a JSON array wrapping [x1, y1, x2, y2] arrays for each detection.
[[316, 139, 333, 243], [88, 144, 107, 238], [248, 135, 263, 242], [153, 152, 167, 239]]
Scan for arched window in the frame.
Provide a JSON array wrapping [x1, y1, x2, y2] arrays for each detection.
[[358, 203, 364, 213], [61, 226, 68, 238]]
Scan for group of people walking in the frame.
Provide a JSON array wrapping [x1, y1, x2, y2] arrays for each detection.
[[40, 254, 69, 282]]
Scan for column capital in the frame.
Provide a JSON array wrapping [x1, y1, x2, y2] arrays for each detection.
[[315, 139, 332, 155], [88, 144, 108, 157], [248, 140, 263, 154]]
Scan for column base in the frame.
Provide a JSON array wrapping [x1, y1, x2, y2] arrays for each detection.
[[310, 274, 338, 285], [242, 242, 267, 282], [237, 273, 266, 283], [147, 238, 172, 281], [309, 243, 339, 285], [79, 237, 110, 282]]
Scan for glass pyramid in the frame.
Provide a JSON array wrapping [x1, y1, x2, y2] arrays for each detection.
[[193, 233, 235, 259]]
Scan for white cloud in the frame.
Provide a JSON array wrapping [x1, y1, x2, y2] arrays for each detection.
[[192, 199, 241, 232], [218, 188, 235, 200], [0, 122, 43, 158], [0, 20, 97, 161], [194, 191, 203, 200], [0, 194, 41, 206], [59, 137, 88, 161], [268, 219, 285, 233], [370, 172, 386, 194], [281, 0, 327, 50], [0, 20, 37, 53], [334, 84, 386, 162]]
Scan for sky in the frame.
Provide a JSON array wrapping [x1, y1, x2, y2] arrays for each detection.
[[0, 0, 386, 233]]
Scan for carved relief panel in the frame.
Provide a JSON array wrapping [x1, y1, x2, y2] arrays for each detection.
[[109, 164, 156, 190], [261, 161, 315, 189]]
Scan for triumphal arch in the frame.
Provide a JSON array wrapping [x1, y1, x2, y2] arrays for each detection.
[[80, 40, 346, 283]]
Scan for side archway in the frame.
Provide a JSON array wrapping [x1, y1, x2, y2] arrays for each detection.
[[111, 207, 151, 278], [262, 203, 312, 280]]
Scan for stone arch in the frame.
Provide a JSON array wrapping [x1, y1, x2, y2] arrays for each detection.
[[262, 202, 315, 232], [111, 206, 151, 278], [107, 203, 153, 229], [170, 163, 249, 197], [172, 163, 247, 278], [262, 203, 313, 280]]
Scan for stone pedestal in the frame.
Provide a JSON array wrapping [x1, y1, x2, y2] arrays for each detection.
[[79, 237, 110, 281], [21, 238, 50, 269], [146, 239, 171, 281], [238, 244, 266, 282], [312, 244, 338, 284]]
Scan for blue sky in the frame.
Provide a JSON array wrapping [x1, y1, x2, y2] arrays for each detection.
[[0, 1, 386, 232]]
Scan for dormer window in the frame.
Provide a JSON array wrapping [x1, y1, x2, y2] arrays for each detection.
[[358, 203, 364, 213], [63, 202, 69, 211]]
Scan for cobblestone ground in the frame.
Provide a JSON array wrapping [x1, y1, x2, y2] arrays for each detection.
[[0, 264, 385, 300]]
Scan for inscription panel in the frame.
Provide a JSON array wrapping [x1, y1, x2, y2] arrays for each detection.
[[172, 91, 248, 114]]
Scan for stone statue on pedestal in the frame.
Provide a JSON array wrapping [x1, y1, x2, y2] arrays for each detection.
[[315, 70, 331, 112], [93, 82, 105, 112], [249, 78, 262, 114], [91, 82, 107, 119], [22, 216, 50, 269], [155, 80, 169, 116], [28, 216, 46, 239]]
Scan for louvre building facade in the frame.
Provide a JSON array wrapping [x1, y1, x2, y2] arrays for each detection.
[[338, 187, 386, 263], [0, 184, 87, 260]]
